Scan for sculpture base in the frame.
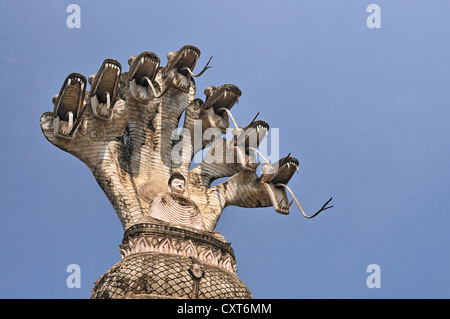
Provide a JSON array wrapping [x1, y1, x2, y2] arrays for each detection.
[[90, 222, 252, 299]]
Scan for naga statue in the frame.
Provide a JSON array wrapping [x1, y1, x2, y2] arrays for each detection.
[[40, 45, 333, 299]]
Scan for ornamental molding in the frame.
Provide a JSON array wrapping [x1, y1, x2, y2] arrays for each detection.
[[120, 233, 236, 274]]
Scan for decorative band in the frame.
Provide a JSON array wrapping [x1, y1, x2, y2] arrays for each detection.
[[119, 234, 237, 274]]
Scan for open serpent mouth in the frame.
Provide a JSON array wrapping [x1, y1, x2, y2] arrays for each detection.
[[52, 73, 86, 139], [89, 59, 122, 120], [259, 155, 333, 217], [262, 156, 299, 184], [238, 119, 269, 150], [260, 156, 299, 215], [165, 45, 212, 92], [128, 51, 160, 101], [231, 118, 270, 171], [166, 45, 200, 77], [202, 84, 241, 131]]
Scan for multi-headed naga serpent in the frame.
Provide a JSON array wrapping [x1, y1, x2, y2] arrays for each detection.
[[40, 44, 333, 233]]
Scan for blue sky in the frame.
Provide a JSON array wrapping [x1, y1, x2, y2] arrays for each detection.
[[1, 0, 449, 299]]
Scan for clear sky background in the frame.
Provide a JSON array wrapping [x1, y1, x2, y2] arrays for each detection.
[[0, 0, 449, 299]]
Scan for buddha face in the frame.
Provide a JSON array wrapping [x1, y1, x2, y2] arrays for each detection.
[[169, 178, 185, 195]]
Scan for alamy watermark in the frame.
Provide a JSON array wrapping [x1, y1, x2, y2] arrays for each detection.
[[66, 264, 81, 288], [366, 264, 381, 288], [66, 4, 81, 29], [366, 4, 381, 29]]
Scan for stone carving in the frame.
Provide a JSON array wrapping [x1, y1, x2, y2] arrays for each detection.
[[189, 259, 204, 299], [40, 44, 332, 232], [41, 44, 333, 299], [91, 252, 251, 299], [119, 222, 237, 274], [147, 172, 205, 230]]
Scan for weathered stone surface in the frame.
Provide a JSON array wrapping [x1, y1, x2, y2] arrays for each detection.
[[119, 221, 238, 274], [42, 44, 332, 299], [91, 251, 252, 299], [40, 44, 309, 233]]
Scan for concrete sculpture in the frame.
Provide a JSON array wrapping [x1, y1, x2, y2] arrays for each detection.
[[40, 45, 332, 299]]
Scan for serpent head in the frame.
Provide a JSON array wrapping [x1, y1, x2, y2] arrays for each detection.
[[127, 51, 160, 101], [89, 58, 122, 120], [201, 84, 241, 133], [52, 73, 87, 139]]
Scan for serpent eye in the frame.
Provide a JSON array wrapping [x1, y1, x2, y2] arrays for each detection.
[[204, 86, 216, 97], [167, 51, 176, 61], [128, 55, 137, 66]]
